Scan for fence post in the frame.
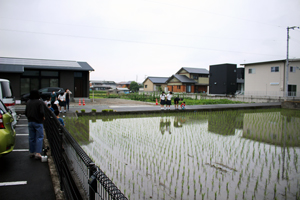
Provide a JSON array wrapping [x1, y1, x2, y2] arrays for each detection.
[[88, 162, 96, 200], [58, 127, 63, 191]]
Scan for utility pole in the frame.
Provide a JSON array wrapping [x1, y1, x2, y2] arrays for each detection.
[[285, 26, 299, 100]]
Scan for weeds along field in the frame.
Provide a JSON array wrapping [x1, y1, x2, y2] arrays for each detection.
[[65, 109, 300, 200]]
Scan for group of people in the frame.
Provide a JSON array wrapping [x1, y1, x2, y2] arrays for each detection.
[[49, 89, 72, 113], [25, 89, 70, 160], [160, 91, 186, 110]]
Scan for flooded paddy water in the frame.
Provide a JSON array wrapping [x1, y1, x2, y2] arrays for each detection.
[[65, 108, 300, 200]]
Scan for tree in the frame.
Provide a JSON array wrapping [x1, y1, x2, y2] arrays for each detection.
[[129, 81, 139, 92]]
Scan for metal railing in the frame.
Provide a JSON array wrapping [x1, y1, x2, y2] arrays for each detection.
[[43, 105, 127, 200]]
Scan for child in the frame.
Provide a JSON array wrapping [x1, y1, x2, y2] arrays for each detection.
[[58, 93, 66, 113], [180, 102, 186, 110], [47, 103, 54, 112], [54, 110, 65, 126], [166, 92, 172, 110], [160, 92, 166, 110]]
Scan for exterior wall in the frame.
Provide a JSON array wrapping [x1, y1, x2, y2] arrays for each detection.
[[0, 73, 22, 99], [60, 71, 75, 95], [143, 79, 154, 91], [195, 85, 207, 93], [244, 61, 285, 96], [177, 69, 190, 78], [288, 61, 300, 96], [168, 85, 186, 92], [198, 77, 209, 84]]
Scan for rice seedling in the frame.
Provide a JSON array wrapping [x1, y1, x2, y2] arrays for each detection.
[[66, 109, 300, 200]]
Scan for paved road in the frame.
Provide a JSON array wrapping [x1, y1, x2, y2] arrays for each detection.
[[0, 115, 56, 200]]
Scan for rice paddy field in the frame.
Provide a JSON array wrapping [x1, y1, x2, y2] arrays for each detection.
[[65, 108, 300, 200]]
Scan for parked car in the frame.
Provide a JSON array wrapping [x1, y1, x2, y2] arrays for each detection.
[[0, 79, 17, 127], [21, 87, 65, 103], [0, 99, 16, 156]]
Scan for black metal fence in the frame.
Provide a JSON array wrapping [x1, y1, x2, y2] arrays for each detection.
[[43, 105, 127, 200]]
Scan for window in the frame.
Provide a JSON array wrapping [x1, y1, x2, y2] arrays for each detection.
[[248, 68, 255, 74], [177, 86, 181, 89], [193, 75, 198, 80], [288, 85, 297, 96], [271, 66, 279, 72], [145, 85, 147, 88], [290, 66, 296, 73]]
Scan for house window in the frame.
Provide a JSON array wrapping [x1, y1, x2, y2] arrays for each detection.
[[271, 66, 279, 72], [290, 66, 296, 72], [193, 75, 198, 80], [248, 68, 255, 74], [177, 86, 181, 89], [145, 85, 147, 88], [288, 85, 297, 96]]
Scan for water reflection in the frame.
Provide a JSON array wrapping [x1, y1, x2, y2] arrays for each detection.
[[242, 111, 300, 147]]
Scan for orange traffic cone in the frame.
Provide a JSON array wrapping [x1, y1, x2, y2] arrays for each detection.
[[78, 99, 81, 106], [83, 99, 85, 106], [156, 98, 158, 105]]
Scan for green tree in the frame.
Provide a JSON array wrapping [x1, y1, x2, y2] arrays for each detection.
[[129, 81, 139, 92]]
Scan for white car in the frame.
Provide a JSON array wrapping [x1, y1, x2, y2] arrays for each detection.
[[0, 79, 17, 127]]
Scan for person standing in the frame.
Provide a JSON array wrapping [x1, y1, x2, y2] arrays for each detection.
[[65, 89, 72, 111], [160, 91, 166, 110], [25, 90, 45, 159], [58, 92, 66, 113], [166, 92, 173, 110], [50, 91, 56, 108]]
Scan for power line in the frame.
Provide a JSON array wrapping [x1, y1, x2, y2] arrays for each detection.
[[0, 28, 283, 57], [0, 17, 286, 42]]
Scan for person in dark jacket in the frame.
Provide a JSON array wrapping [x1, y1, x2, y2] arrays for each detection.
[[25, 90, 45, 159]]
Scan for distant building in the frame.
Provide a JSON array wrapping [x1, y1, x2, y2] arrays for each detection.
[[166, 67, 209, 93], [242, 59, 300, 97], [209, 64, 239, 95], [143, 76, 169, 92], [90, 80, 116, 90], [0, 57, 94, 100]]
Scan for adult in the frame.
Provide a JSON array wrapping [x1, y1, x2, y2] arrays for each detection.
[[50, 91, 57, 108], [160, 91, 166, 110], [25, 90, 45, 159], [58, 92, 66, 113], [174, 96, 180, 110], [65, 89, 72, 111], [166, 92, 173, 110]]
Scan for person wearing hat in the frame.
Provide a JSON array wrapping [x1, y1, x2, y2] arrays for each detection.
[[25, 90, 45, 160]]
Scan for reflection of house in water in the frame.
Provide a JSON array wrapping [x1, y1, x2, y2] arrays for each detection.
[[243, 111, 300, 146], [67, 117, 90, 145], [208, 112, 243, 135]]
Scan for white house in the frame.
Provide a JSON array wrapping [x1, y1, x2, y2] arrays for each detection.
[[242, 59, 300, 98]]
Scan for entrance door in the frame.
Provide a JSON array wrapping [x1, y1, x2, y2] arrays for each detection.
[[74, 78, 83, 97], [186, 85, 191, 93]]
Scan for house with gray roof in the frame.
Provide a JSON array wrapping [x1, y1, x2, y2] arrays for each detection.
[[0, 57, 94, 100], [166, 67, 209, 93], [143, 76, 169, 92]]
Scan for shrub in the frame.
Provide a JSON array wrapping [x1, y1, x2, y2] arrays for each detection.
[[102, 109, 114, 112], [81, 109, 85, 113], [91, 109, 97, 113]]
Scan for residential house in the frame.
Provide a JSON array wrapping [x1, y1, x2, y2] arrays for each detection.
[[143, 76, 169, 92], [209, 64, 239, 95], [242, 59, 300, 97], [166, 67, 209, 93], [0, 57, 94, 100], [90, 80, 116, 90]]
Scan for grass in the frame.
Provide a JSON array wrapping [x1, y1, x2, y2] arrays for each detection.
[[90, 91, 246, 105]]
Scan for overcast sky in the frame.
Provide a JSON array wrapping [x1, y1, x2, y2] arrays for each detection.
[[0, 0, 299, 83]]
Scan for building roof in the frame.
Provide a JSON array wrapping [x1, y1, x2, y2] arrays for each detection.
[[90, 80, 116, 84], [143, 76, 169, 84], [177, 67, 209, 74], [242, 59, 300, 66], [167, 74, 197, 84], [0, 57, 94, 72]]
